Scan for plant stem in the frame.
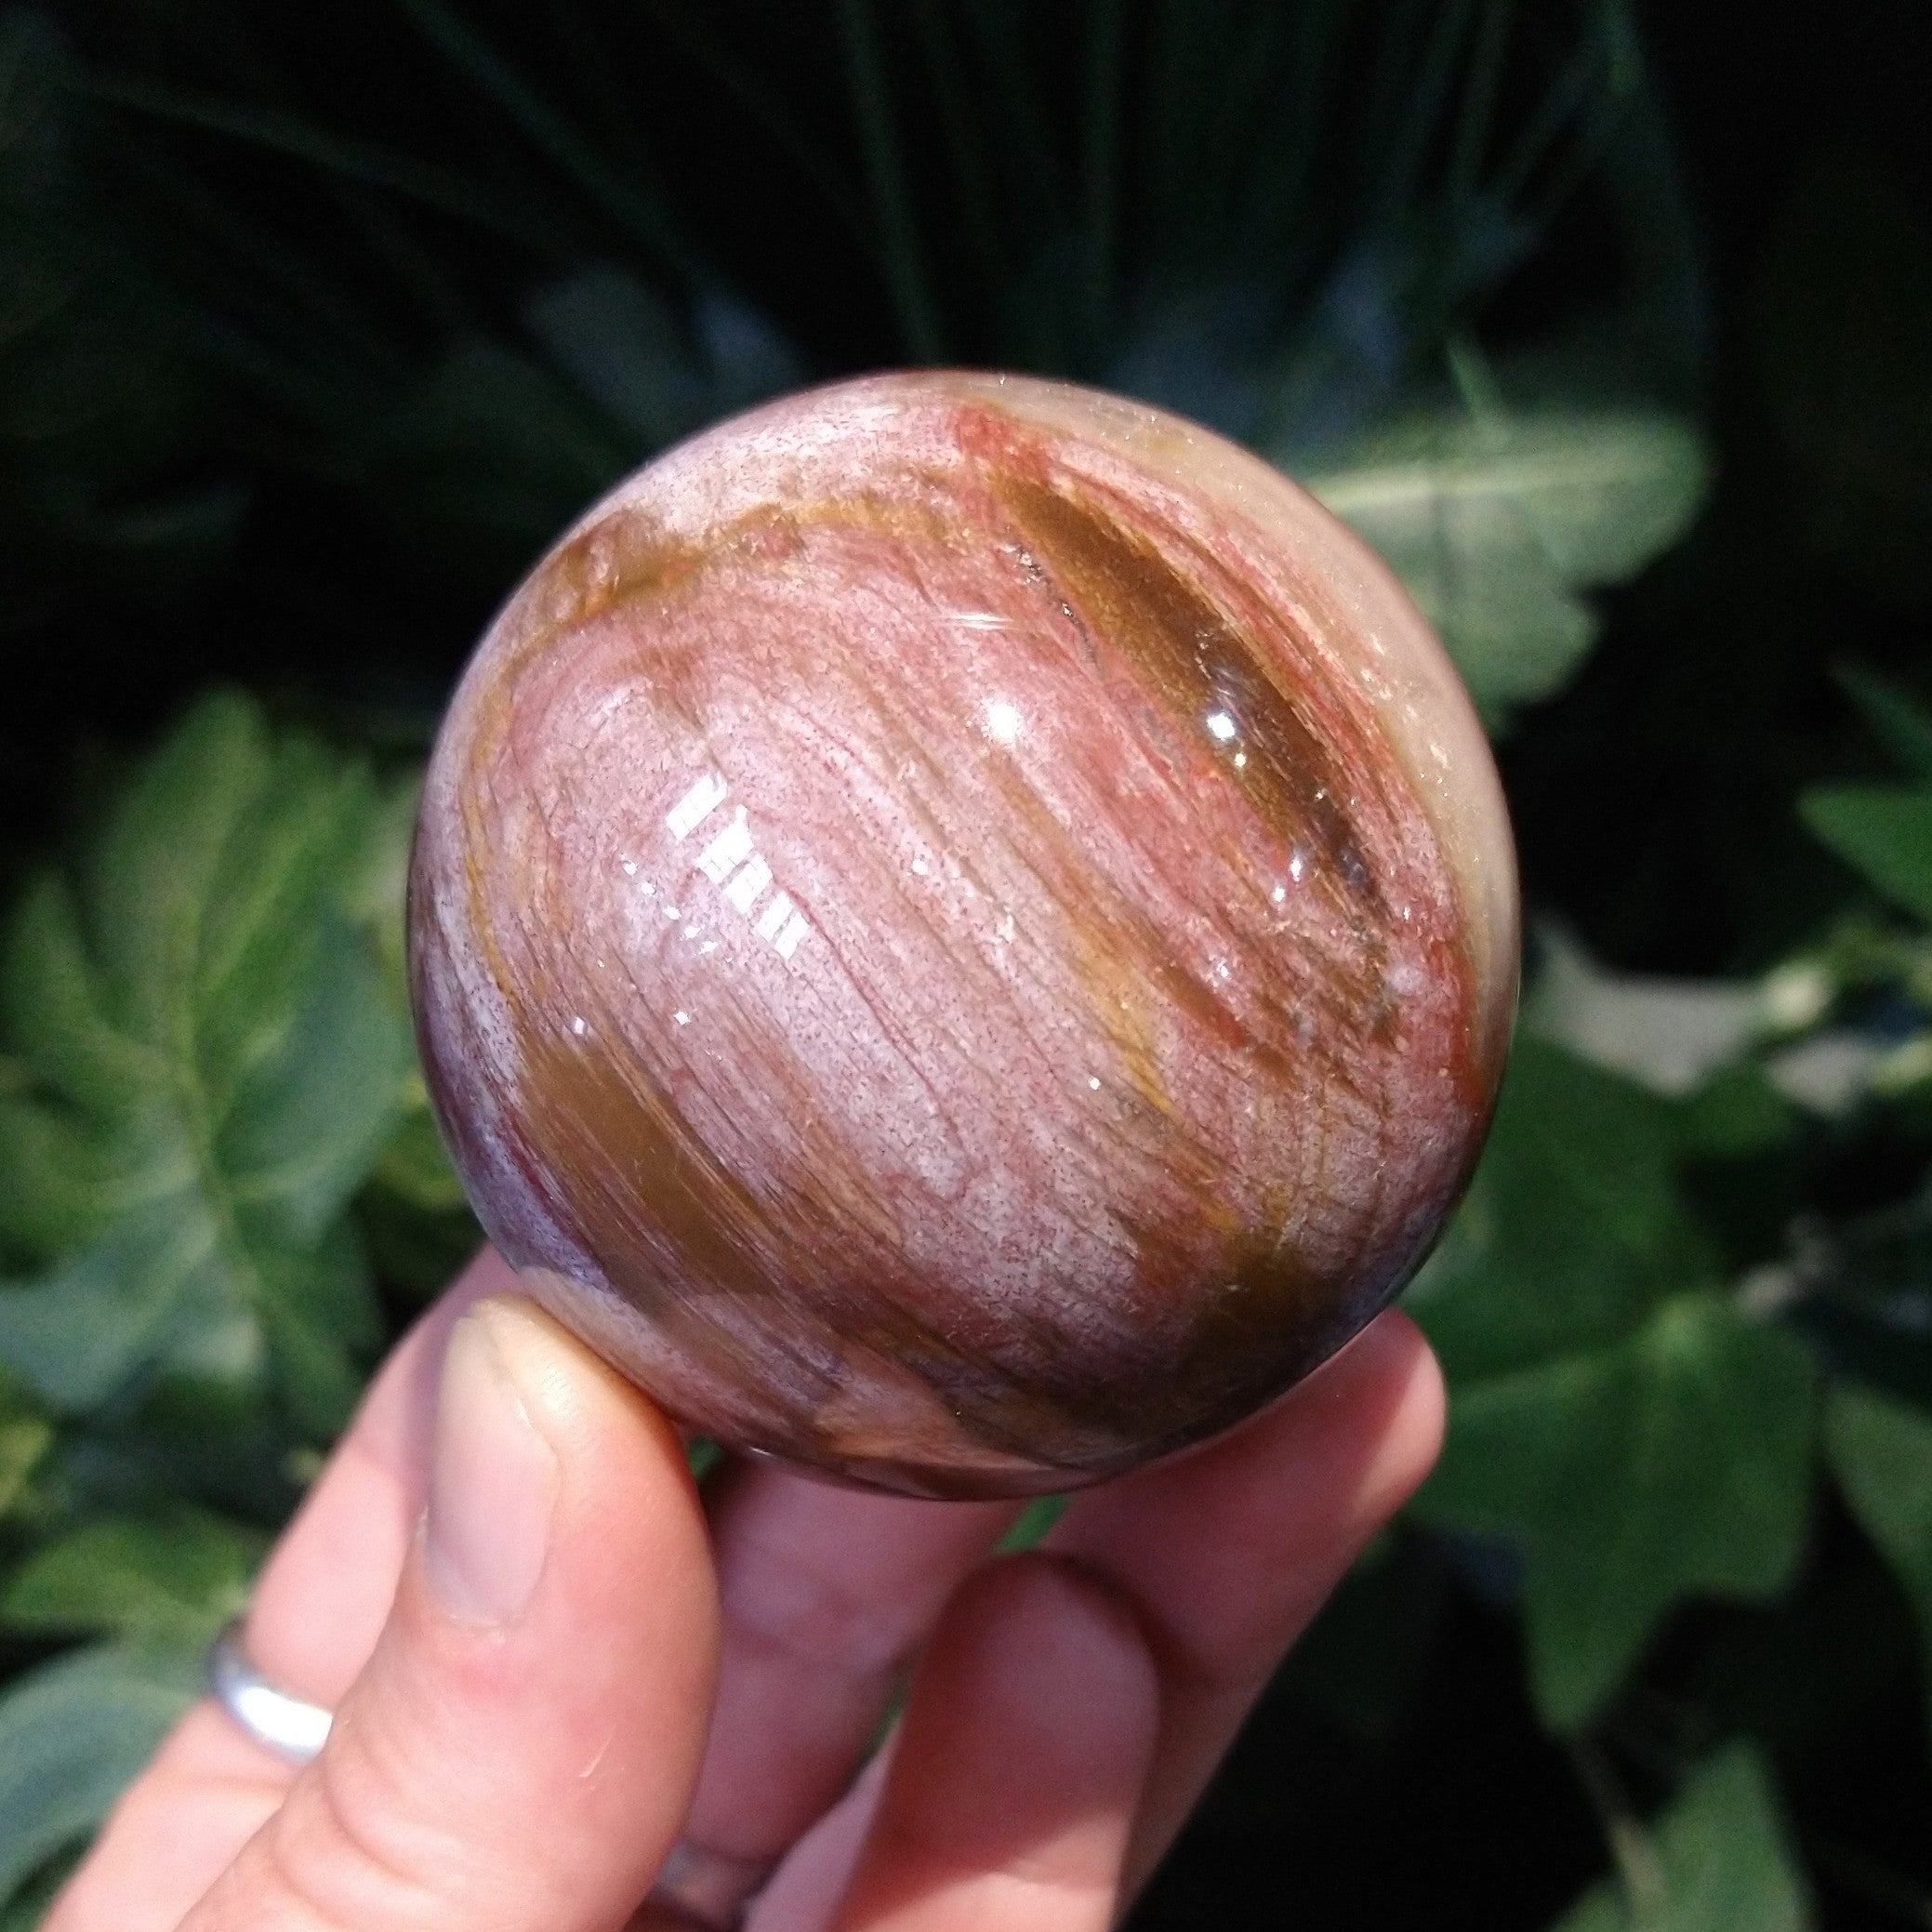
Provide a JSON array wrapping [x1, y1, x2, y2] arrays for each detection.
[[1448, 0, 1515, 205], [1081, 0, 1124, 357], [89, 73, 569, 261], [640, 1, 877, 258], [1372, 0, 1477, 229], [1568, 1736, 1669, 1930], [910, 0, 1009, 304], [393, 0, 708, 288], [836, 0, 947, 363]]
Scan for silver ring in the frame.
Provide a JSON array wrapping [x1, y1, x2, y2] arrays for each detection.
[[206, 1619, 334, 1765], [209, 1620, 772, 1926], [640, 1839, 776, 1930]]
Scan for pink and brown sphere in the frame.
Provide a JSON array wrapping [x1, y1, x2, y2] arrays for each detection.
[[408, 372, 1518, 1498]]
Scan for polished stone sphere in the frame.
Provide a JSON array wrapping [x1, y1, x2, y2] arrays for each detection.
[[408, 372, 1518, 1498]]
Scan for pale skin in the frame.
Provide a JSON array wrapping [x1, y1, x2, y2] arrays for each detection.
[[46, 1246, 1445, 1932]]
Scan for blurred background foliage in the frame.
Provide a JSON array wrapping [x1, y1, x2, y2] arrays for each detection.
[[0, 0, 1927, 1925]]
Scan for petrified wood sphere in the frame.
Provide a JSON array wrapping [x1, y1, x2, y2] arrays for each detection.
[[409, 372, 1518, 1498]]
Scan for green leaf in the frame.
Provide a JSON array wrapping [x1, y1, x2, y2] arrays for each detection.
[[0, 1214, 248, 1412], [333, 765, 480, 1296], [0, 1641, 203, 1901], [997, 1494, 1069, 1553], [1826, 1385, 1932, 1740], [365, 1092, 468, 1217], [1799, 786, 1932, 924], [336, 771, 421, 1003], [1675, 1064, 1799, 1162], [3, 1508, 265, 1647], [1408, 1040, 1709, 1384], [0, 694, 413, 1426], [0, 1406, 48, 1523], [1302, 408, 1707, 729], [0, 1076, 115, 1262], [1409, 1042, 1817, 1728], [1423, 1296, 1815, 1729], [1552, 1743, 1811, 1932], [255, 1218, 384, 1436]]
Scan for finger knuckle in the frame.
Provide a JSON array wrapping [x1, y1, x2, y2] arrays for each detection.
[[224, 1713, 464, 1930]]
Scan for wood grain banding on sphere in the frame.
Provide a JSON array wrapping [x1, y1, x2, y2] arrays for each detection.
[[408, 372, 1518, 1498]]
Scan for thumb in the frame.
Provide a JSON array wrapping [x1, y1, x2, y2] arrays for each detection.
[[184, 1296, 721, 1932]]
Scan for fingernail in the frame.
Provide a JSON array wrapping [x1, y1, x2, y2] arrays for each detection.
[[425, 1301, 560, 1623]]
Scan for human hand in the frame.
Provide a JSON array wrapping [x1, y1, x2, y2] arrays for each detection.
[[46, 1244, 1443, 1932]]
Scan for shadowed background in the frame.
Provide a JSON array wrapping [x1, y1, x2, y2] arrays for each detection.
[[0, 3, 1930, 1926]]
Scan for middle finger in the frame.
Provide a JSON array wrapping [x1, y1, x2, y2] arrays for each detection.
[[668, 1460, 1017, 1886]]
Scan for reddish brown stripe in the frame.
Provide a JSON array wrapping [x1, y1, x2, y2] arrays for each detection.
[[988, 462, 1388, 927], [408, 374, 1515, 1495]]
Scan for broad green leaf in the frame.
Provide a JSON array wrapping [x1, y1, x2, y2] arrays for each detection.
[[366, 1098, 469, 1216], [1552, 1743, 1811, 1932], [1422, 1295, 1815, 1729], [0, 1408, 47, 1522], [335, 771, 421, 1003], [1826, 1385, 1932, 1739], [0, 694, 413, 1428], [1674, 1064, 1798, 1161], [0, 1076, 114, 1262], [1407, 1040, 1709, 1384], [335, 767, 477, 1296], [0, 1641, 203, 1900], [1409, 1042, 1816, 1728], [255, 1218, 385, 1435], [1799, 787, 1932, 924], [3, 1508, 265, 1647], [0, 1198, 255, 1412], [1303, 409, 1707, 729]]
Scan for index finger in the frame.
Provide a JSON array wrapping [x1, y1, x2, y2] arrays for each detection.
[[1046, 1307, 1446, 1895], [747, 1305, 1444, 1932]]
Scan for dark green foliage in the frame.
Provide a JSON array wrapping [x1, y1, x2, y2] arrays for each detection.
[[0, 3, 1926, 1926], [0, 1643, 205, 1901], [0, 694, 414, 1433], [1802, 790, 1932, 928], [0, 693, 462, 1908], [1553, 1745, 1811, 1932], [1412, 1044, 1818, 1730]]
